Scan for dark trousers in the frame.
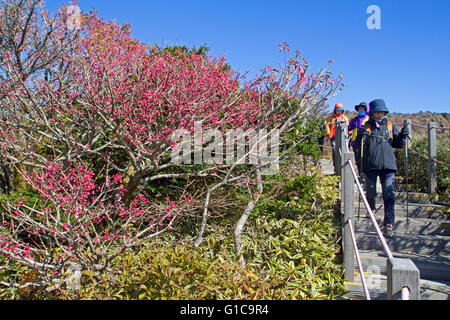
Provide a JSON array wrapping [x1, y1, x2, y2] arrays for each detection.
[[365, 170, 396, 226]]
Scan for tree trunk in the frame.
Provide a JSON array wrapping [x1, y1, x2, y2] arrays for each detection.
[[234, 168, 263, 267]]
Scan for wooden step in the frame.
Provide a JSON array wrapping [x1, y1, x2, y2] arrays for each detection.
[[353, 250, 450, 282], [355, 231, 450, 256], [341, 274, 450, 300], [353, 192, 440, 205], [354, 216, 450, 236], [353, 204, 450, 220]]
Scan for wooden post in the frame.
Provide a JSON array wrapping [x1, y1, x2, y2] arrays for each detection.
[[387, 258, 420, 300], [335, 123, 342, 176], [404, 119, 412, 151], [343, 152, 355, 281], [427, 122, 437, 194]]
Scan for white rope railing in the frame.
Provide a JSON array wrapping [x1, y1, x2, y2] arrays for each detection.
[[401, 287, 411, 300], [318, 144, 334, 150], [408, 148, 450, 168], [410, 122, 427, 129], [411, 122, 450, 130], [346, 159, 393, 259]]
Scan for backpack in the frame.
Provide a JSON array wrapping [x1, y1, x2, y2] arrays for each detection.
[[364, 121, 393, 141]]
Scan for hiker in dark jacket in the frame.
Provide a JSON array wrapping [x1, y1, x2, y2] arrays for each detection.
[[355, 99, 409, 237]]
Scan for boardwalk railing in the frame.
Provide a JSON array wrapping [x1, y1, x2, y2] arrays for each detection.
[[335, 122, 421, 300]]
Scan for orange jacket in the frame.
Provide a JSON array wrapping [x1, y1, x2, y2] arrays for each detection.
[[326, 104, 349, 138]]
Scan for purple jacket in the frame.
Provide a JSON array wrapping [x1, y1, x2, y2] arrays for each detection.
[[349, 102, 370, 130], [349, 103, 370, 146]]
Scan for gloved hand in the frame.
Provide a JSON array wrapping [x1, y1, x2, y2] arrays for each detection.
[[358, 126, 369, 137], [401, 126, 410, 138]]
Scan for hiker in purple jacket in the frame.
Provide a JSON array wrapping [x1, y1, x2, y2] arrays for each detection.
[[348, 102, 370, 175]]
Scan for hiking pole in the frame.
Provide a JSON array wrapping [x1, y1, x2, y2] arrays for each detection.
[[405, 139, 409, 222], [358, 183, 361, 219], [403, 119, 411, 223], [358, 135, 366, 220], [404, 133, 412, 223], [357, 146, 362, 220]]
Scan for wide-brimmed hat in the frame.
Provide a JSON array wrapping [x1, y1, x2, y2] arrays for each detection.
[[369, 99, 389, 115], [354, 102, 368, 111]]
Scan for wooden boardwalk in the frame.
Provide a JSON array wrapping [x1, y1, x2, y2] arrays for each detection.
[[319, 159, 450, 300]]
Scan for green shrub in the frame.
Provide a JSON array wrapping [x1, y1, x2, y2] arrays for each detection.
[[0, 259, 54, 300], [243, 174, 345, 299], [283, 118, 324, 161], [256, 170, 339, 219], [62, 241, 283, 300]]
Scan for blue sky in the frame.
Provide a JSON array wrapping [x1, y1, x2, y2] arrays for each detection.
[[45, 0, 450, 114]]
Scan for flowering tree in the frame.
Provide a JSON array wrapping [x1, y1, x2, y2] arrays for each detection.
[[0, 161, 180, 268], [0, 0, 343, 288]]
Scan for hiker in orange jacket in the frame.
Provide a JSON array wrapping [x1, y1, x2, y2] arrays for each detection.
[[326, 103, 349, 140], [325, 104, 349, 170]]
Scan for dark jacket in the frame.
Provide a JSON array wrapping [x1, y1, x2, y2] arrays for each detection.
[[355, 117, 405, 173]]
